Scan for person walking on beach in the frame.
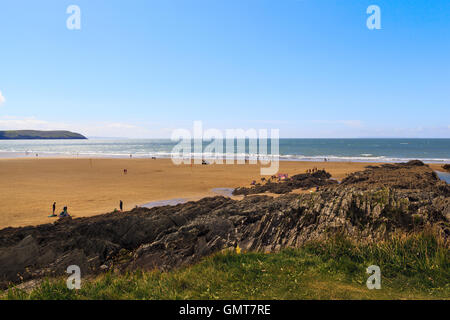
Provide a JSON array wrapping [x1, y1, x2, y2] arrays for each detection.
[[119, 200, 123, 212]]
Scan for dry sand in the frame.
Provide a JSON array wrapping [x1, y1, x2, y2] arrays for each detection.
[[0, 158, 445, 229]]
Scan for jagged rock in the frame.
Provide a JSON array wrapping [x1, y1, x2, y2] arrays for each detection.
[[233, 170, 337, 195], [0, 235, 40, 283], [0, 161, 448, 288]]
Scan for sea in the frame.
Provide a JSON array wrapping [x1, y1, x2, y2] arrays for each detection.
[[0, 138, 449, 163]]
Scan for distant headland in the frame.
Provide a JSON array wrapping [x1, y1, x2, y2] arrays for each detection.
[[0, 130, 87, 140]]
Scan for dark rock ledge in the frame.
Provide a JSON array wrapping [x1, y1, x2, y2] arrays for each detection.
[[0, 161, 448, 289]]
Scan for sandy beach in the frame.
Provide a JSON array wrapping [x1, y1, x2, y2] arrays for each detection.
[[0, 157, 445, 229]]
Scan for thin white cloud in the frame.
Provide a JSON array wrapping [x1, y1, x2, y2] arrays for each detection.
[[311, 120, 363, 128], [103, 122, 139, 130], [0, 116, 448, 138], [0, 117, 49, 128], [0, 91, 5, 105], [250, 119, 292, 125], [0, 116, 168, 138]]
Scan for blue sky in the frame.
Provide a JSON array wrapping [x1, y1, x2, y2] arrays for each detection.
[[0, 0, 449, 138]]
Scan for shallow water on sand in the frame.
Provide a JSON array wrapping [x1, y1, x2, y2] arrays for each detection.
[[211, 188, 235, 197], [141, 198, 188, 208], [436, 171, 450, 184]]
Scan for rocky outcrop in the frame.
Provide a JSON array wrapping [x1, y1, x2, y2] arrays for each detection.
[[443, 164, 450, 172], [233, 170, 337, 195], [0, 130, 86, 140], [0, 161, 448, 289]]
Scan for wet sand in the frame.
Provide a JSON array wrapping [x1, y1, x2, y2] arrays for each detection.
[[0, 157, 445, 229]]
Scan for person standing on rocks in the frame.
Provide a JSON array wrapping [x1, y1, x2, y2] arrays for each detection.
[[119, 200, 123, 212]]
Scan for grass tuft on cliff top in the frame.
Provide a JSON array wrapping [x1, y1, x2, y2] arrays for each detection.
[[4, 229, 449, 300]]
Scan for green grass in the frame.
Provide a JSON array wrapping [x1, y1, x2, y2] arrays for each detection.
[[4, 230, 449, 300]]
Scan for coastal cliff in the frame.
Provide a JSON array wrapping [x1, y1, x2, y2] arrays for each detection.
[[0, 130, 87, 140], [0, 161, 448, 289]]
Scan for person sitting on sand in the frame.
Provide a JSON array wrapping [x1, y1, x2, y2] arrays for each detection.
[[59, 206, 70, 217]]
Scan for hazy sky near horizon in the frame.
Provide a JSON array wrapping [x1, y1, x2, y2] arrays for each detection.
[[0, 0, 449, 138]]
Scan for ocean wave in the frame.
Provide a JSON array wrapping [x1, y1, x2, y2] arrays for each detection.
[[1, 149, 449, 163]]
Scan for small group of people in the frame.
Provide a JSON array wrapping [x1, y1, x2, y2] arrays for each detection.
[[49, 202, 70, 218], [306, 167, 322, 173]]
